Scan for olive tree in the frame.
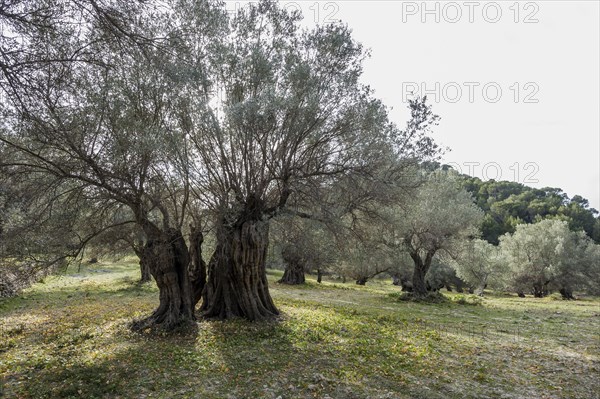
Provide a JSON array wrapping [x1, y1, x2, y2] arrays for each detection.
[[0, 0, 227, 329], [449, 239, 507, 296], [387, 170, 483, 297], [500, 219, 599, 298], [187, 2, 439, 320], [271, 216, 335, 285]]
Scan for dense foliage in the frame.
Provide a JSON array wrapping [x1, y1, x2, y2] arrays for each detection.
[[461, 176, 600, 244]]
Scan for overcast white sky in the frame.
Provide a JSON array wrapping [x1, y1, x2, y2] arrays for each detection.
[[227, 1, 600, 210]]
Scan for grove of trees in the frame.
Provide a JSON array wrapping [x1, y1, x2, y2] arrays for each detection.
[[1, 0, 599, 332], [0, 0, 441, 328]]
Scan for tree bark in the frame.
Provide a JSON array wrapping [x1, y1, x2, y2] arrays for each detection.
[[279, 263, 306, 285], [317, 269, 322, 284], [532, 280, 549, 298], [410, 250, 434, 297], [278, 245, 305, 285], [200, 218, 278, 320], [139, 253, 152, 283], [133, 239, 151, 283], [356, 277, 368, 285], [189, 226, 207, 307], [559, 287, 574, 300], [131, 226, 195, 331]]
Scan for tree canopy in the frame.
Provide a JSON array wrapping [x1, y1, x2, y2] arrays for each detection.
[[0, 0, 441, 326], [460, 176, 599, 244]]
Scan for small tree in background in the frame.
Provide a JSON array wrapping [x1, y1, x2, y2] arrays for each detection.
[[499, 219, 598, 298], [449, 239, 507, 296], [273, 217, 335, 285], [388, 170, 483, 297]]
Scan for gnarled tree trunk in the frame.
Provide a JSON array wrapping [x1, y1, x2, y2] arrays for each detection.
[[133, 239, 151, 283], [410, 250, 434, 297], [532, 280, 550, 298], [278, 244, 305, 285], [131, 226, 195, 331], [189, 226, 207, 307], [279, 263, 306, 285], [200, 218, 278, 320], [139, 258, 151, 283]]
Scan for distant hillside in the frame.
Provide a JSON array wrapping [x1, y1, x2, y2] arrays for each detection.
[[421, 162, 600, 244], [459, 175, 600, 244]]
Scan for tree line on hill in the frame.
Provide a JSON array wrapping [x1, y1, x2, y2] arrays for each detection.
[[460, 175, 600, 245]]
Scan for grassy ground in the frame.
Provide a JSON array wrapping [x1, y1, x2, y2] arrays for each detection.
[[1, 260, 598, 399]]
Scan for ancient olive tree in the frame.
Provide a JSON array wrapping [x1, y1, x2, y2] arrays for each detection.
[[386, 170, 483, 297], [0, 0, 226, 329], [187, 2, 438, 320], [328, 212, 396, 285], [338, 240, 394, 285]]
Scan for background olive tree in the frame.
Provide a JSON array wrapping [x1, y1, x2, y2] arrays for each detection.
[[384, 170, 483, 297], [449, 239, 507, 296], [500, 219, 599, 298]]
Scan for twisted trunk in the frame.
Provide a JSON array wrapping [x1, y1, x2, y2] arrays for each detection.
[[278, 245, 305, 285], [133, 239, 151, 283], [279, 263, 306, 285], [200, 218, 278, 320], [356, 277, 368, 285], [532, 280, 550, 298], [131, 225, 194, 331], [410, 250, 435, 297], [189, 226, 207, 307], [559, 287, 575, 300]]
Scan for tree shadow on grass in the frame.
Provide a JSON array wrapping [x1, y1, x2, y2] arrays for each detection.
[[0, 273, 158, 316], [2, 321, 204, 398]]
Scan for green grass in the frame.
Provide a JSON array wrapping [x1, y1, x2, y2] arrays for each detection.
[[1, 261, 599, 399]]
